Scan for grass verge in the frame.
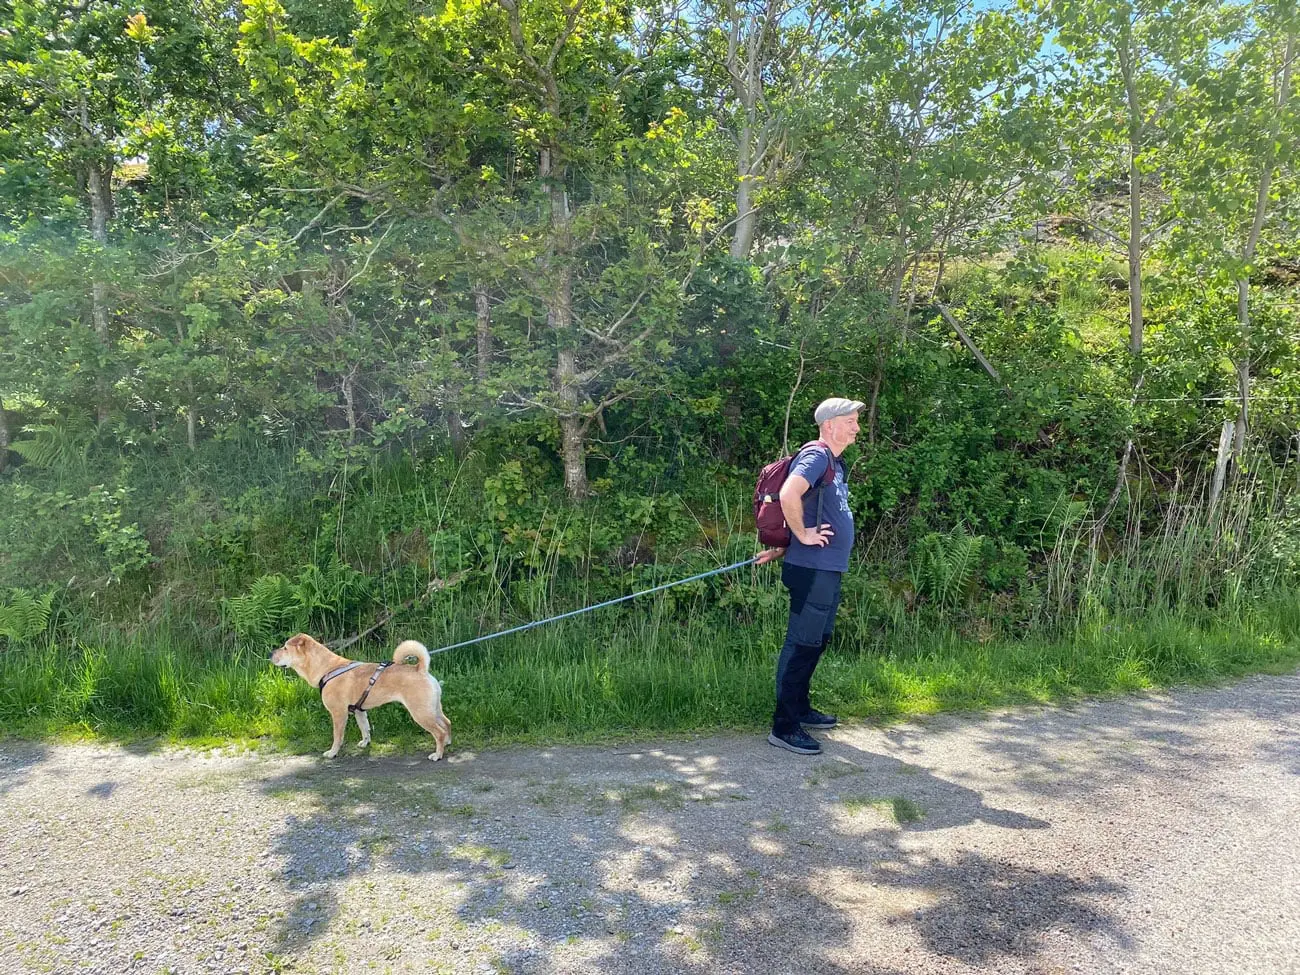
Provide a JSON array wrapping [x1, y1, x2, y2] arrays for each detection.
[[2, 589, 1298, 754]]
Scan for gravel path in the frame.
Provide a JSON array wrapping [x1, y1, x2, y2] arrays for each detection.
[[3, 672, 1298, 975]]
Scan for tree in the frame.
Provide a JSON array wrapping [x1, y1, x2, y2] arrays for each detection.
[[821, 0, 1042, 312], [1163, 2, 1298, 467], [1034, 0, 1223, 361], [796, 0, 1041, 435], [680, 0, 840, 260], [1, 0, 250, 435], [1033, 0, 1226, 517], [239, 0, 705, 498]]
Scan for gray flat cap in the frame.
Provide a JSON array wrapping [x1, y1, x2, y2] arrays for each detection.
[[814, 397, 865, 423]]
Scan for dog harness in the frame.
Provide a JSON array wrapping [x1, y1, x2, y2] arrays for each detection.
[[317, 661, 392, 713]]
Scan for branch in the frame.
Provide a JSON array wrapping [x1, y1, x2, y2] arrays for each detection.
[[288, 191, 348, 245], [546, 1, 583, 74], [328, 219, 396, 298], [325, 573, 468, 652], [1065, 213, 1128, 250], [598, 288, 650, 340], [935, 302, 1004, 388], [574, 325, 655, 386]]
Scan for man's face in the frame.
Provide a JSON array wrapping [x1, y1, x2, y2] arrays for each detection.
[[829, 411, 860, 444]]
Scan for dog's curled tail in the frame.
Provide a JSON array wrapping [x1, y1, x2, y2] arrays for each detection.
[[393, 639, 431, 672]]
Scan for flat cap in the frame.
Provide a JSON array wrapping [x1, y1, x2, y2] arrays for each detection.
[[814, 397, 865, 424]]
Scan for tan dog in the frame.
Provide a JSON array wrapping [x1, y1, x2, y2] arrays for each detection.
[[270, 633, 451, 760]]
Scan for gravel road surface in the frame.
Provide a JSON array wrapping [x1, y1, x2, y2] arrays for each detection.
[[2, 672, 1298, 974]]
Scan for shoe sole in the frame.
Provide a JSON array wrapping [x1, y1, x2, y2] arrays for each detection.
[[767, 732, 821, 755], [800, 720, 837, 729]]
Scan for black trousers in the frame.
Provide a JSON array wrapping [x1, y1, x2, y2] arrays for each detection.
[[772, 562, 842, 734]]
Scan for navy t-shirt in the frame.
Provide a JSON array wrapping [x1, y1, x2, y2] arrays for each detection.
[[784, 445, 854, 573]]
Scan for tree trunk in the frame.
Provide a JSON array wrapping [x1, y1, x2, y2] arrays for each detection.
[[472, 286, 492, 434], [0, 406, 9, 474], [475, 287, 492, 386], [1126, 148, 1143, 359], [186, 380, 197, 451], [1118, 31, 1144, 360], [1232, 32, 1294, 460], [725, 5, 763, 262], [342, 366, 358, 445], [1233, 283, 1251, 459], [540, 146, 588, 498], [552, 271, 587, 498], [1209, 419, 1234, 513], [86, 159, 113, 424], [731, 118, 757, 259], [557, 348, 587, 499]]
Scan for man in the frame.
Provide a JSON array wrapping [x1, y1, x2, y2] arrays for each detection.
[[759, 397, 862, 755]]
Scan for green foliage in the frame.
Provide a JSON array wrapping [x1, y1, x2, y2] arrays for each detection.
[[0, 0, 1298, 747], [224, 556, 374, 646], [8, 422, 93, 470], [911, 525, 987, 610], [80, 486, 154, 581], [0, 589, 55, 644], [1251, 496, 1300, 588]]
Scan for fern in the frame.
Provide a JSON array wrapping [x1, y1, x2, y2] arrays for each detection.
[[10, 422, 92, 470], [225, 557, 375, 645], [291, 555, 369, 621], [0, 589, 56, 643], [911, 525, 986, 610], [224, 574, 301, 645]]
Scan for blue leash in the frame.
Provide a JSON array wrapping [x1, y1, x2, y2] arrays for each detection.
[[426, 555, 760, 656]]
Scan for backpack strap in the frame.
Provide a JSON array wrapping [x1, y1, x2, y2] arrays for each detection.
[[796, 440, 837, 488], [795, 440, 837, 530]]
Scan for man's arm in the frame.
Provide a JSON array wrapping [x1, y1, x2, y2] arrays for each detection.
[[780, 474, 833, 548]]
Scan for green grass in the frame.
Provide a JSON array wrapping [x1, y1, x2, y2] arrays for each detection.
[[1, 588, 1298, 753], [840, 795, 926, 824]]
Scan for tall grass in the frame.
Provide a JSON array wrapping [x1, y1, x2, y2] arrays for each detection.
[[2, 453, 1298, 751], [1, 574, 1297, 752], [1042, 459, 1299, 626]]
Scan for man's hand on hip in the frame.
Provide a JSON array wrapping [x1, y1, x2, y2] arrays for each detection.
[[796, 524, 834, 548]]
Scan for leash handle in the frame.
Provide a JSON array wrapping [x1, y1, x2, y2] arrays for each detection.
[[427, 555, 760, 656]]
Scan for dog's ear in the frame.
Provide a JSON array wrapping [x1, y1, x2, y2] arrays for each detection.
[[286, 633, 309, 649]]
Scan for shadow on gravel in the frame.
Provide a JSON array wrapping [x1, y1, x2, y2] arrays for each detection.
[[880, 672, 1300, 800], [0, 742, 48, 797], [254, 734, 1126, 974], [121, 738, 170, 756]]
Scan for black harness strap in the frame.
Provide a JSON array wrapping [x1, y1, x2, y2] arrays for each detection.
[[318, 661, 365, 690], [348, 661, 392, 714]]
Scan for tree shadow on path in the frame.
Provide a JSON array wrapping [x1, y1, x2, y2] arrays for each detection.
[[257, 729, 1126, 974]]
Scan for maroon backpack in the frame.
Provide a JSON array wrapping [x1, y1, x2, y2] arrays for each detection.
[[753, 440, 836, 547]]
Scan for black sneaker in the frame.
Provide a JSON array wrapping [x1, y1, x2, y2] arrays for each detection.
[[800, 709, 838, 730], [767, 727, 822, 755]]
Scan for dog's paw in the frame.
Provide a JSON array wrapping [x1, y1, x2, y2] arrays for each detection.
[[323, 749, 339, 758], [358, 739, 371, 749], [427, 751, 443, 761]]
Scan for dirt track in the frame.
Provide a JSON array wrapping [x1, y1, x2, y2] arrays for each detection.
[[2, 672, 1298, 974]]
